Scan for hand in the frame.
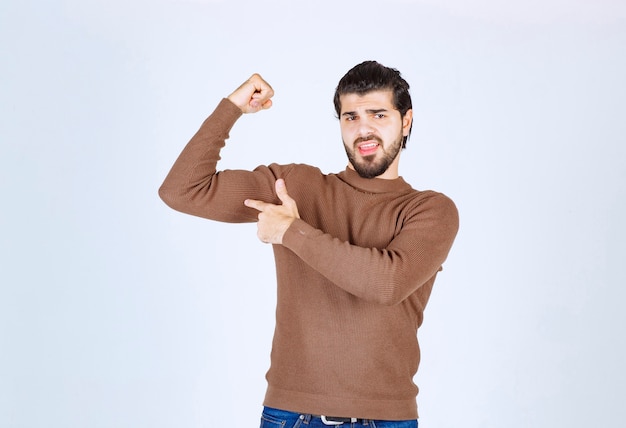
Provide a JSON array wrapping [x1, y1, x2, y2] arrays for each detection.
[[244, 179, 300, 244], [227, 73, 274, 114]]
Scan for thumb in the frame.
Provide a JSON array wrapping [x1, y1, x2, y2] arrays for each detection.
[[275, 179, 300, 220], [275, 179, 294, 205], [250, 96, 273, 111]]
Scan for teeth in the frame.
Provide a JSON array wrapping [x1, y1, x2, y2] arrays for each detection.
[[360, 143, 378, 149]]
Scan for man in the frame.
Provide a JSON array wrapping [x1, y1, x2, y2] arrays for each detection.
[[159, 61, 459, 427]]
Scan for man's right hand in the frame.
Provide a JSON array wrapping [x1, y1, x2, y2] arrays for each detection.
[[227, 74, 274, 114]]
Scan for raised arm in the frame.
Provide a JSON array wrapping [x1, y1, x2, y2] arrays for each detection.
[[158, 74, 279, 222]]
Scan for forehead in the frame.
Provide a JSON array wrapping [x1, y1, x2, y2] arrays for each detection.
[[339, 89, 395, 113]]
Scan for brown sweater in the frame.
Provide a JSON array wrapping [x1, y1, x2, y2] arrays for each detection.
[[159, 98, 459, 420]]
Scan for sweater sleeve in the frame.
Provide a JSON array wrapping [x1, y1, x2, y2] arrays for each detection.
[[281, 193, 459, 305], [158, 98, 284, 223]]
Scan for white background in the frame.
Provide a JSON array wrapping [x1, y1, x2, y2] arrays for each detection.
[[1, 0, 625, 427]]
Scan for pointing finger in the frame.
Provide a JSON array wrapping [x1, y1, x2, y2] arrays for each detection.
[[244, 198, 267, 212]]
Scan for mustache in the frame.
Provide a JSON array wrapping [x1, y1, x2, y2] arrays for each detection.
[[353, 134, 383, 145]]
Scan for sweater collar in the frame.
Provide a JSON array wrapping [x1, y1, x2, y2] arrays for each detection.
[[337, 167, 412, 193]]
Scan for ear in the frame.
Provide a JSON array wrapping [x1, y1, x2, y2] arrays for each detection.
[[402, 109, 413, 136]]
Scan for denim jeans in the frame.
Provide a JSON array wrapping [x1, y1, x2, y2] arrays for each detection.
[[260, 406, 418, 428]]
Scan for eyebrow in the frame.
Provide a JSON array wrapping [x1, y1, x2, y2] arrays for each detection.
[[341, 108, 389, 117]]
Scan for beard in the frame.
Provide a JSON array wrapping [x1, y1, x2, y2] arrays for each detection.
[[344, 133, 404, 179]]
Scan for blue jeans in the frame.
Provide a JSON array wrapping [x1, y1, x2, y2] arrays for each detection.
[[260, 406, 418, 428]]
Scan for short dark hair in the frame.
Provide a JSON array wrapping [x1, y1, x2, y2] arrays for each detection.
[[334, 61, 413, 148]]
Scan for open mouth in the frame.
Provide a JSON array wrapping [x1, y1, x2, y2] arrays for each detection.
[[357, 141, 380, 156]]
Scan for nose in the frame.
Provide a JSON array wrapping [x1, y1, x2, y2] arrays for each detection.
[[357, 116, 375, 136]]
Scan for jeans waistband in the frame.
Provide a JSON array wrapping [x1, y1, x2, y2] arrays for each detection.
[[262, 406, 418, 427], [263, 407, 373, 426]]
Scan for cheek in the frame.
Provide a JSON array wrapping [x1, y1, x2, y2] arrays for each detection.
[[382, 125, 400, 141], [392, 122, 406, 138], [339, 126, 353, 143]]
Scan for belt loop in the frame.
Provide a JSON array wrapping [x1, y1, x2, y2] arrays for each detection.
[[301, 413, 312, 425]]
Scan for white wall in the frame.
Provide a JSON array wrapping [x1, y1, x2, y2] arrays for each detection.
[[1, 1, 625, 427]]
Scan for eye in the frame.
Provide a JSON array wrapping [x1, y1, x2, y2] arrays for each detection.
[[345, 115, 357, 121], [374, 113, 385, 119]]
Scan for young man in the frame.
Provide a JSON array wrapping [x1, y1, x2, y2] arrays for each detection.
[[159, 61, 459, 427]]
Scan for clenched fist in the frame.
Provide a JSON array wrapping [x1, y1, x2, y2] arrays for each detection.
[[227, 73, 275, 114]]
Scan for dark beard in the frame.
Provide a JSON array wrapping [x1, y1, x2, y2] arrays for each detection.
[[344, 134, 403, 179]]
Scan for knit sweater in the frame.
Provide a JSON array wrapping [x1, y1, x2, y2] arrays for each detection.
[[159, 98, 459, 420]]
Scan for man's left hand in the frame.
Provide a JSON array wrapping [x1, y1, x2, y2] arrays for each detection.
[[244, 179, 300, 244]]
